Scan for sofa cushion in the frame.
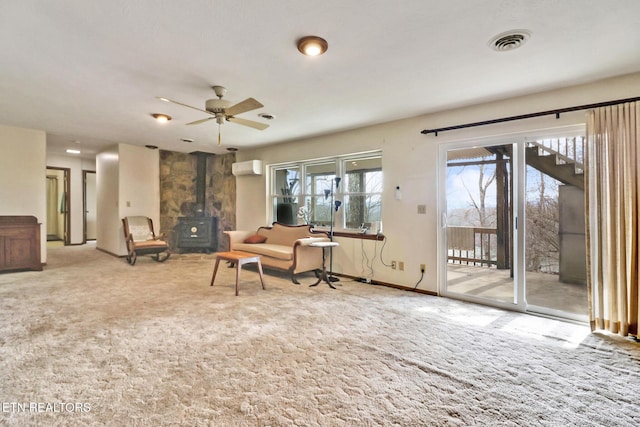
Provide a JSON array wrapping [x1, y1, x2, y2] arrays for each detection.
[[233, 243, 293, 261], [258, 224, 316, 245], [243, 234, 267, 244]]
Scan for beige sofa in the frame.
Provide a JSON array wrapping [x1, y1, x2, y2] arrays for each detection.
[[225, 223, 330, 283]]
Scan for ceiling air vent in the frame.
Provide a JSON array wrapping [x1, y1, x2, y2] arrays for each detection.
[[489, 30, 531, 52]]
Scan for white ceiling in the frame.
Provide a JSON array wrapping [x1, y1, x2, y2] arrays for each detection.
[[2, 1, 640, 159]]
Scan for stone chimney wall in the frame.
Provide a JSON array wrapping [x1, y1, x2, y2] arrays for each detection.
[[159, 150, 236, 251]]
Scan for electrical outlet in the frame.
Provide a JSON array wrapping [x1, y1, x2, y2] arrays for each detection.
[[420, 263, 426, 272], [391, 261, 397, 270], [399, 261, 404, 271]]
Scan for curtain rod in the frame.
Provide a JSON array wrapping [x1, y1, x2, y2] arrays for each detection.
[[420, 96, 640, 136]]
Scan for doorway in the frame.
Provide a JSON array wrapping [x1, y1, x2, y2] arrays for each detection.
[[83, 170, 97, 242], [46, 167, 71, 246], [439, 130, 588, 321]]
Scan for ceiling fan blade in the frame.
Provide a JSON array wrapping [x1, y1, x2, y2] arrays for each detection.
[[186, 117, 215, 125], [157, 97, 212, 115], [227, 116, 269, 130], [225, 97, 264, 116]]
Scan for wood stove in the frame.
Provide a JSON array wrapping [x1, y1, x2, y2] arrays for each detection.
[[175, 151, 218, 253], [176, 216, 218, 253]]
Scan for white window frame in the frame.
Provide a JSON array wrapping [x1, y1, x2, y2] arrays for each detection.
[[268, 151, 382, 231]]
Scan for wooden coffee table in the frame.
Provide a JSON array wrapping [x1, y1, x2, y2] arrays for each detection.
[[210, 251, 266, 296]]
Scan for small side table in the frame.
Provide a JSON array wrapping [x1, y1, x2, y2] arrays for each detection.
[[210, 251, 266, 296], [309, 241, 340, 289]]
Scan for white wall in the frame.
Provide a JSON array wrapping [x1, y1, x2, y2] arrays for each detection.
[[46, 153, 96, 244], [96, 144, 159, 256], [0, 125, 47, 262], [118, 144, 160, 223], [96, 147, 120, 255], [235, 72, 640, 293]]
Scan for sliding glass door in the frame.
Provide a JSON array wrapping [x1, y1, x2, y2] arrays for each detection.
[[439, 131, 588, 320], [523, 137, 588, 321], [441, 143, 520, 310]]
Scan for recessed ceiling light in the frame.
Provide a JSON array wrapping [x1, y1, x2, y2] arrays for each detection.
[[226, 147, 239, 152], [145, 145, 158, 150], [258, 113, 276, 120], [66, 149, 81, 154], [489, 30, 531, 52], [180, 138, 194, 143], [151, 113, 172, 123], [297, 36, 328, 56]]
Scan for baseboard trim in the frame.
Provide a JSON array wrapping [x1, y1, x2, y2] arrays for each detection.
[[95, 247, 125, 258], [333, 273, 437, 296]]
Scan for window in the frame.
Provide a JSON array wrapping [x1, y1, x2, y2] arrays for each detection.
[[271, 166, 300, 225], [343, 158, 382, 228], [269, 152, 382, 230]]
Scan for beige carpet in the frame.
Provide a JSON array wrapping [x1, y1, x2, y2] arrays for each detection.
[[1, 245, 639, 426]]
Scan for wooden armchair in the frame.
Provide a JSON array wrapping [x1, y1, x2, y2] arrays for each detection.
[[122, 216, 170, 265]]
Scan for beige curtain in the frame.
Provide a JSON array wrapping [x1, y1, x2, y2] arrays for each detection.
[[585, 101, 639, 336]]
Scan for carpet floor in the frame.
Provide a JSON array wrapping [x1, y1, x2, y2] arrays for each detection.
[[1, 244, 639, 426]]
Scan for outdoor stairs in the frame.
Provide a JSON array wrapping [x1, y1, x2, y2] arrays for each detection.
[[525, 141, 584, 190]]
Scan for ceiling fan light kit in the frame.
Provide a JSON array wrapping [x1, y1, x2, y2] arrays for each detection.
[[297, 36, 328, 56], [152, 113, 172, 123]]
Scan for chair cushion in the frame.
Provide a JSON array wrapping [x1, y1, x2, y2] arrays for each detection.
[[126, 216, 155, 242], [134, 240, 168, 249], [243, 234, 267, 244]]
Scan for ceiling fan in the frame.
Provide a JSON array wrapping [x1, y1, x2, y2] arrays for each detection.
[[158, 85, 269, 144]]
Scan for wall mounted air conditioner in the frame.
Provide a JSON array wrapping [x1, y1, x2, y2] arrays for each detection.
[[231, 160, 262, 176]]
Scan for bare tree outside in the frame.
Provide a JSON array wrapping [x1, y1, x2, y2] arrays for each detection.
[[460, 161, 497, 228], [525, 169, 560, 273], [344, 169, 382, 228]]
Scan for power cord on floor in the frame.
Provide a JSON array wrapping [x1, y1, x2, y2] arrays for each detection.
[[413, 265, 425, 289], [360, 237, 376, 279], [378, 235, 393, 268]]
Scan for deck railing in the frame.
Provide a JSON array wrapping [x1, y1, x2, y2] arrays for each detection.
[[447, 226, 497, 267]]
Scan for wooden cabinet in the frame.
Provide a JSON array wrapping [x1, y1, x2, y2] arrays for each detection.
[[0, 216, 42, 272]]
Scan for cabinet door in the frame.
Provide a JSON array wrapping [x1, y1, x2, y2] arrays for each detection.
[[1, 227, 40, 270], [0, 237, 5, 268], [5, 235, 36, 268]]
